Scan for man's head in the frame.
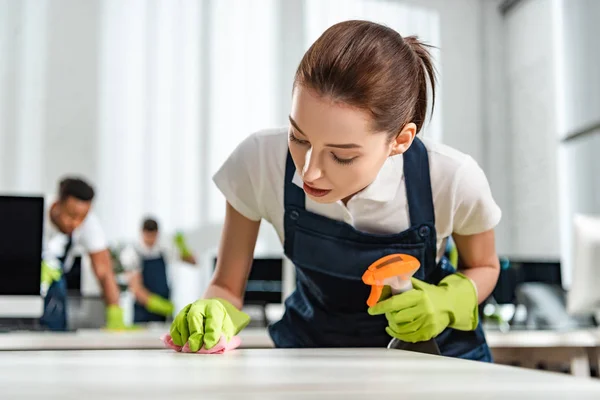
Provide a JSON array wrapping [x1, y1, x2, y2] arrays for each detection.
[[51, 177, 95, 235], [141, 218, 159, 248]]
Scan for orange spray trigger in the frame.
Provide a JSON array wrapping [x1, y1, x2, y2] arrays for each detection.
[[361, 254, 421, 307]]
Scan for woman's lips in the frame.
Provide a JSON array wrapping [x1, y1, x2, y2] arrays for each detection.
[[303, 183, 332, 197]]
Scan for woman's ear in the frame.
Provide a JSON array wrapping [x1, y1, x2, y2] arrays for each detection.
[[389, 123, 417, 156]]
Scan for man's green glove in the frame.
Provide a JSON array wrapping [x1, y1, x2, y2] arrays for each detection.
[[368, 273, 479, 343], [147, 294, 174, 317], [170, 298, 250, 351], [105, 304, 127, 330], [174, 231, 192, 258], [41, 260, 62, 286]]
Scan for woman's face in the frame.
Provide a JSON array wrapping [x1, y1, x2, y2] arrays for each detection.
[[289, 85, 412, 204]]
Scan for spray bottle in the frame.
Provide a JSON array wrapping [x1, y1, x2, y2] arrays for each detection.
[[362, 254, 440, 355]]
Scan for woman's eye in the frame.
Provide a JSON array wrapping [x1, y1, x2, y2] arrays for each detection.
[[289, 132, 309, 145], [288, 130, 356, 165], [332, 154, 357, 165]]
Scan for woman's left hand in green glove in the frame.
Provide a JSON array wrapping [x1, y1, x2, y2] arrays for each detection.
[[368, 273, 479, 343]]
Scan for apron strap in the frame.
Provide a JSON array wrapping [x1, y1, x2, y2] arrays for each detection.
[[57, 235, 73, 270], [284, 150, 306, 209], [403, 137, 435, 227]]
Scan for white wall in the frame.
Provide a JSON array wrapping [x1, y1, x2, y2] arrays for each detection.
[[0, 0, 48, 193], [556, 0, 600, 287], [482, 0, 511, 257], [0, 0, 99, 196], [558, 0, 600, 137], [45, 0, 101, 191], [504, 0, 560, 260]]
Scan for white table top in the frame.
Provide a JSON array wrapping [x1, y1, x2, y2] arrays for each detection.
[[2, 348, 600, 399]]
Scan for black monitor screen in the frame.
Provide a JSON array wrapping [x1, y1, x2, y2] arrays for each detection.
[[213, 257, 283, 304], [0, 196, 44, 295], [491, 259, 562, 304]]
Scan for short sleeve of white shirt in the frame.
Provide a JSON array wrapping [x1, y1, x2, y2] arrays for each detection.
[[77, 212, 108, 254], [120, 240, 179, 273], [426, 138, 501, 247], [119, 244, 142, 272], [213, 135, 263, 221], [212, 129, 288, 224], [450, 156, 501, 236]]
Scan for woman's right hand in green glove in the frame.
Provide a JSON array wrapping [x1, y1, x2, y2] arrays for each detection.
[[169, 298, 250, 351]]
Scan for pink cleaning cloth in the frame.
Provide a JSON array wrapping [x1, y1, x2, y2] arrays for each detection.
[[160, 333, 241, 354]]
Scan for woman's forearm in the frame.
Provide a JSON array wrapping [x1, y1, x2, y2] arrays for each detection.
[[453, 229, 501, 304], [459, 261, 500, 303]]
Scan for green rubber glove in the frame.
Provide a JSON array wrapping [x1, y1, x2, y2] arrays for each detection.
[[368, 273, 478, 343], [146, 294, 174, 317], [174, 231, 192, 258], [448, 242, 459, 270], [170, 298, 250, 351], [40, 260, 62, 286], [105, 305, 127, 330]]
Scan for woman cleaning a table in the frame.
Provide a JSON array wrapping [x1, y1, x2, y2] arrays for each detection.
[[169, 20, 501, 362]]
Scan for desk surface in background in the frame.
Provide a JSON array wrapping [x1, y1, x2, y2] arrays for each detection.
[[2, 326, 600, 351], [486, 328, 600, 348], [2, 348, 600, 400]]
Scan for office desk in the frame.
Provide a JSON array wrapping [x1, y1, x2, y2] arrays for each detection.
[[2, 348, 600, 399], [486, 329, 600, 377]]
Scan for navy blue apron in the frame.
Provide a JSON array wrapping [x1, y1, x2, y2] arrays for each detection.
[[40, 235, 72, 331], [268, 137, 493, 362], [133, 252, 170, 323]]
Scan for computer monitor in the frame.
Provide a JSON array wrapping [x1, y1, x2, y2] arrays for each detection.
[[0, 195, 44, 317], [212, 257, 283, 305], [567, 214, 600, 316]]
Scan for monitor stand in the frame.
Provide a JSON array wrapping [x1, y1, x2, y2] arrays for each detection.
[[0, 296, 45, 331], [0, 317, 44, 332]]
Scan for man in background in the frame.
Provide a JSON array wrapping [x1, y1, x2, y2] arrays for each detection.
[[120, 217, 197, 323], [40, 177, 126, 330]]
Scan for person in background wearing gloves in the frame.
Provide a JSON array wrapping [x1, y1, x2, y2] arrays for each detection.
[[40, 177, 126, 331], [120, 218, 197, 323], [170, 20, 501, 361]]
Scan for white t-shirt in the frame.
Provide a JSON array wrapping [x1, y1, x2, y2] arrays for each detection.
[[119, 239, 179, 273], [42, 196, 108, 272], [213, 128, 502, 261]]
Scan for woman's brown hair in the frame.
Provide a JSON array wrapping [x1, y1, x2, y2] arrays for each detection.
[[294, 20, 436, 137]]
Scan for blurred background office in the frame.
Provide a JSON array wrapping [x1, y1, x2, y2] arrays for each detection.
[[0, 0, 599, 375]]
